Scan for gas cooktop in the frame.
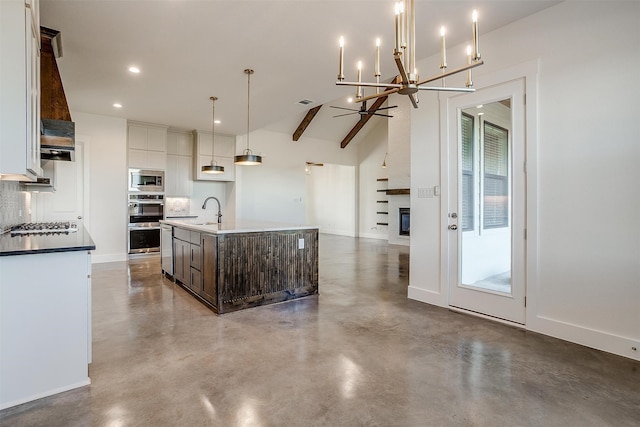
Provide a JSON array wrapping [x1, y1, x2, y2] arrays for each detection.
[[11, 221, 78, 236]]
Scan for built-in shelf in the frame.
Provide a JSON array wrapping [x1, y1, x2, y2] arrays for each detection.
[[376, 178, 388, 182], [376, 211, 388, 215], [376, 201, 389, 203], [386, 188, 410, 195], [376, 222, 388, 226], [376, 189, 387, 192]]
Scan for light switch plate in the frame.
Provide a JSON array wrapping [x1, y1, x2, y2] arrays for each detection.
[[417, 187, 434, 198]]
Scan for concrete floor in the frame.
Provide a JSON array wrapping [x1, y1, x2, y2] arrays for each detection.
[[1, 234, 639, 426]]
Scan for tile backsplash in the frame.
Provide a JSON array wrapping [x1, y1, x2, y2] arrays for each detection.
[[0, 181, 30, 233]]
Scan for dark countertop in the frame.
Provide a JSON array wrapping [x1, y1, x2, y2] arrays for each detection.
[[0, 226, 96, 257]]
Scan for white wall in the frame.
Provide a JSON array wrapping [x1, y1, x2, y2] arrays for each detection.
[[357, 119, 389, 240], [387, 97, 412, 246], [306, 163, 356, 236], [408, 1, 640, 360], [235, 128, 358, 225], [72, 112, 128, 263]]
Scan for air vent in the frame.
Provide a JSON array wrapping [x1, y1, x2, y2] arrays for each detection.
[[297, 99, 313, 105]]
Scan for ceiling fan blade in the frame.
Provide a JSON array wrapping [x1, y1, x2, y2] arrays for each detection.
[[369, 112, 394, 118], [373, 105, 398, 111], [333, 112, 358, 118], [330, 106, 359, 112]]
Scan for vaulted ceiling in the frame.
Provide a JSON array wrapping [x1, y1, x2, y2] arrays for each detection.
[[40, 0, 560, 143]]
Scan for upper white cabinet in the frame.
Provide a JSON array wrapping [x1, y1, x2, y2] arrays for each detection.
[[127, 122, 168, 170], [193, 130, 235, 182], [165, 130, 193, 197], [0, 0, 41, 181]]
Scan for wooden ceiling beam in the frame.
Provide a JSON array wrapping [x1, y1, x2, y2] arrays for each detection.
[[339, 76, 401, 149], [292, 105, 322, 141]]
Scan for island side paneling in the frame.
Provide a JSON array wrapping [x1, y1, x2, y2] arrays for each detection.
[[217, 229, 318, 313]]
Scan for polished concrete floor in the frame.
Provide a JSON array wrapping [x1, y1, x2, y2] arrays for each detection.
[[2, 235, 639, 426]]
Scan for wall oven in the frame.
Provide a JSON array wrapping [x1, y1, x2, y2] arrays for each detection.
[[128, 169, 164, 192], [128, 194, 164, 254]]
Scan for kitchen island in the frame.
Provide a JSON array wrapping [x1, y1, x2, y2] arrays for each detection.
[[161, 220, 319, 314]]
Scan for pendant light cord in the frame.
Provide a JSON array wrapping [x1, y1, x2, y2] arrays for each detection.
[[246, 70, 251, 151], [211, 97, 216, 159]]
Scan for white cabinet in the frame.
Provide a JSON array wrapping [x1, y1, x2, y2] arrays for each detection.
[[165, 130, 193, 197], [127, 122, 168, 170], [0, 0, 41, 181], [193, 130, 235, 182], [0, 250, 91, 409]]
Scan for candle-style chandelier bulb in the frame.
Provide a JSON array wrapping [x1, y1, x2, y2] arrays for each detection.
[[335, 0, 484, 108]]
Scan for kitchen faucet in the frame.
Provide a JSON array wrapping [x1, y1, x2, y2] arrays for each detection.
[[202, 196, 222, 223]]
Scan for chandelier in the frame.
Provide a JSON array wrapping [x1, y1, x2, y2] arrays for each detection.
[[336, 0, 484, 108]]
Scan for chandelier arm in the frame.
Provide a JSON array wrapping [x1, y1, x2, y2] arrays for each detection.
[[417, 86, 476, 93], [394, 52, 410, 85], [355, 88, 401, 104], [416, 60, 484, 86], [408, 93, 418, 108], [336, 81, 403, 89]]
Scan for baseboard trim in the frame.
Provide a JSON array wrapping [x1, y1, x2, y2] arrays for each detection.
[[0, 379, 90, 411], [529, 315, 640, 361], [91, 253, 127, 264]]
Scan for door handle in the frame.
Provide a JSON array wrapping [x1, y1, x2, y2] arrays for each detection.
[[448, 224, 458, 230]]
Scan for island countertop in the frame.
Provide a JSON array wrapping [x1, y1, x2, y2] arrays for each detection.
[[160, 219, 319, 234]]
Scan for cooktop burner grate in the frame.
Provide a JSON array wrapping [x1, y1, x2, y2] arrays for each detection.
[[10, 221, 78, 236]]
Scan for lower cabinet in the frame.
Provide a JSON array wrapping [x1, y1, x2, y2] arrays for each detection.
[[201, 234, 218, 307], [172, 238, 189, 285], [173, 227, 202, 294]]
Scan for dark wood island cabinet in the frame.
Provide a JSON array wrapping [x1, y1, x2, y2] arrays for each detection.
[[161, 220, 319, 314]]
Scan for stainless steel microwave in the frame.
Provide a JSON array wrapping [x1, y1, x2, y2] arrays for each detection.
[[128, 169, 164, 192]]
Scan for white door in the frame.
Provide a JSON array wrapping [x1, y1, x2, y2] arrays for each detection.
[[446, 79, 526, 324], [35, 140, 89, 227]]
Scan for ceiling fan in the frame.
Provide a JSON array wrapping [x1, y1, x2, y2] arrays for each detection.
[[330, 100, 397, 118]]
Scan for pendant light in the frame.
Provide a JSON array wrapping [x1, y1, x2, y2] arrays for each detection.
[[201, 96, 224, 174], [234, 68, 262, 165]]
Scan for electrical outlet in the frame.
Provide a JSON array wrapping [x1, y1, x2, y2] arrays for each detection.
[[298, 238, 305, 249]]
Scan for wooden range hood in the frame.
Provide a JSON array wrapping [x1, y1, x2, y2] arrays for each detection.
[[40, 26, 75, 161]]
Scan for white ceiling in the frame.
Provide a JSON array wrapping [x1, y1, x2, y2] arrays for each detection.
[[40, 0, 560, 143]]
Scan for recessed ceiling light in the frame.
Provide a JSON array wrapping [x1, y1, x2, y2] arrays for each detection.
[[113, 103, 122, 108], [297, 99, 313, 105], [214, 120, 221, 124], [128, 66, 140, 74], [476, 104, 483, 109]]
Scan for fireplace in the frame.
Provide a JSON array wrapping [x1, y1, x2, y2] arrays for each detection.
[[399, 208, 410, 236]]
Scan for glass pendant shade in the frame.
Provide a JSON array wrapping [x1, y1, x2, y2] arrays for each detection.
[[202, 96, 224, 174]]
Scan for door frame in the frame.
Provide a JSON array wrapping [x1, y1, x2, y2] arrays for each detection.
[[438, 60, 540, 327]]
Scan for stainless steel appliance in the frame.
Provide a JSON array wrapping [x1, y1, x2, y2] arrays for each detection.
[[128, 194, 163, 254], [160, 224, 173, 275], [128, 169, 164, 193]]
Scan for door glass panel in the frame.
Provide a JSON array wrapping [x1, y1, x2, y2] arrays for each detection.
[[460, 99, 512, 294]]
